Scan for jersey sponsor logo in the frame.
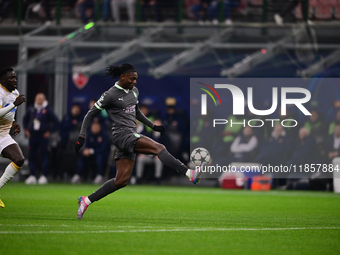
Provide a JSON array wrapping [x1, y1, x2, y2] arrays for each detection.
[[123, 105, 136, 113]]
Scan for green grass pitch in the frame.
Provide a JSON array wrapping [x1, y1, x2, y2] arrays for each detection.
[[0, 183, 339, 255]]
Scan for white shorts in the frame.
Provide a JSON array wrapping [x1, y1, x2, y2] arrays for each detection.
[[0, 135, 17, 156]]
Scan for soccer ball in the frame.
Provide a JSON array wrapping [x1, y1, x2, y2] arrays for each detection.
[[190, 147, 211, 166]]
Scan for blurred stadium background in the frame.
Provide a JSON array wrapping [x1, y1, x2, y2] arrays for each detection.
[[0, 0, 340, 190]]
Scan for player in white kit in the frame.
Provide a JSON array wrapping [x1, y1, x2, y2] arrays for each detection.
[[0, 67, 26, 208]]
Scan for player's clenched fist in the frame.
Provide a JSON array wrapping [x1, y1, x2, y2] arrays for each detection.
[[14, 94, 26, 106], [153, 125, 166, 135], [75, 136, 85, 154]]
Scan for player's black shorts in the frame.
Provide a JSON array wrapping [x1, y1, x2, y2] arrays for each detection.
[[112, 127, 143, 161]]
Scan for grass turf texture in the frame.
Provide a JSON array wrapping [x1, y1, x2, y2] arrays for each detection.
[[0, 184, 339, 255]]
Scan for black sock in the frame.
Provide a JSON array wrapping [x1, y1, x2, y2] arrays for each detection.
[[88, 178, 117, 203], [158, 149, 188, 175]]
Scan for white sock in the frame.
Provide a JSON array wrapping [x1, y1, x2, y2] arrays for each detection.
[[0, 162, 21, 189], [85, 197, 92, 205], [185, 169, 191, 178]]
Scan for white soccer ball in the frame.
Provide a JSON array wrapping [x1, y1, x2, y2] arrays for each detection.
[[190, 147, 211, 166]]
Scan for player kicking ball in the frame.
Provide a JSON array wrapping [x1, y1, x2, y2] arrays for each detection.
[[0, 67, 26, 208], [75, 63, 205, 219]]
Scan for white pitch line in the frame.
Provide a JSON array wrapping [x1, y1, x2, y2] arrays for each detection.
[[123, 187, 340, 198], [0, 227, 339, 234], [0, 224, 151, 228]]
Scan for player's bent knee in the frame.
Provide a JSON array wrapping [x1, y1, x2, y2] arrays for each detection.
[[14, 157, 25, 168], [155, 143, 165, 154], [115, 178, 129, 189]]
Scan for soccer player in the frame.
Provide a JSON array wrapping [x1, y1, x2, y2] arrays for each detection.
[[75, 63, 205, 219], [0, 67, 26, 208]]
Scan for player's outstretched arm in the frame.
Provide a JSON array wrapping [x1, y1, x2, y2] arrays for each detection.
[[135, 105, 155, 128], [78, 106, 102, 137], [75, 106, 101, 154], [0, 95, 25, 118], [135, 105, 166, 135]]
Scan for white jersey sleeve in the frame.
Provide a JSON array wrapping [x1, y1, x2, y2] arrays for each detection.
[[0, 86, 19, 138]]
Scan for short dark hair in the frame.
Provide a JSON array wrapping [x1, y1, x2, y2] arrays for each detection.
[[105, 63, 136, 78], [0, 67, 14, 80]]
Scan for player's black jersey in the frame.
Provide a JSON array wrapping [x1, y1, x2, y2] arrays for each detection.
[[79, 82, 153, 137], [95, 82, 139, 130]]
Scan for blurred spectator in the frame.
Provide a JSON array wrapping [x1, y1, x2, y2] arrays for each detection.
[[0, 0, 30, 23], [184, 0, 199, 20], [76, 0, 95, 24], [202, 114, 243, 166], [135, 119, 164, 184], [209, 0, 240, 24], [0, 0, 12, 23], [60, 104, 82, 149], [255, 124, 291, 165], [328, 109, 340, 135], [23, 93, 59, 185], [245, 109, 265, 141], [324, 124, 340, 163], [71, 121, 110, 184], [102, 0, 111, 21], [163, 104, 188, 162], [190, 111, 217, 151], [141, 0, 162, 21], [190, 0, 211, 24], [109, 0, 135, 23], [230, 126, 258, 162], [304, 109, 327, 156], [274, 0, 309, 25], [220, 115, 244, 151], [136, 103, 156, 136], [58, 104, 83, 180], [141, 0, 176, 22], [39, 0, 53, 25], [44, 0, 53, 24], [286, 127, 316, 166], [274, 107, 300, 147]]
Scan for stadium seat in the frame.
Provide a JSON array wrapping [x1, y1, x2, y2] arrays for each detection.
[[237, 0, 248, 10], [249, 0, 262, 7], [295, 2, 314, 20], [335, 0, 340, 19], [314, 0, 335, 20]]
